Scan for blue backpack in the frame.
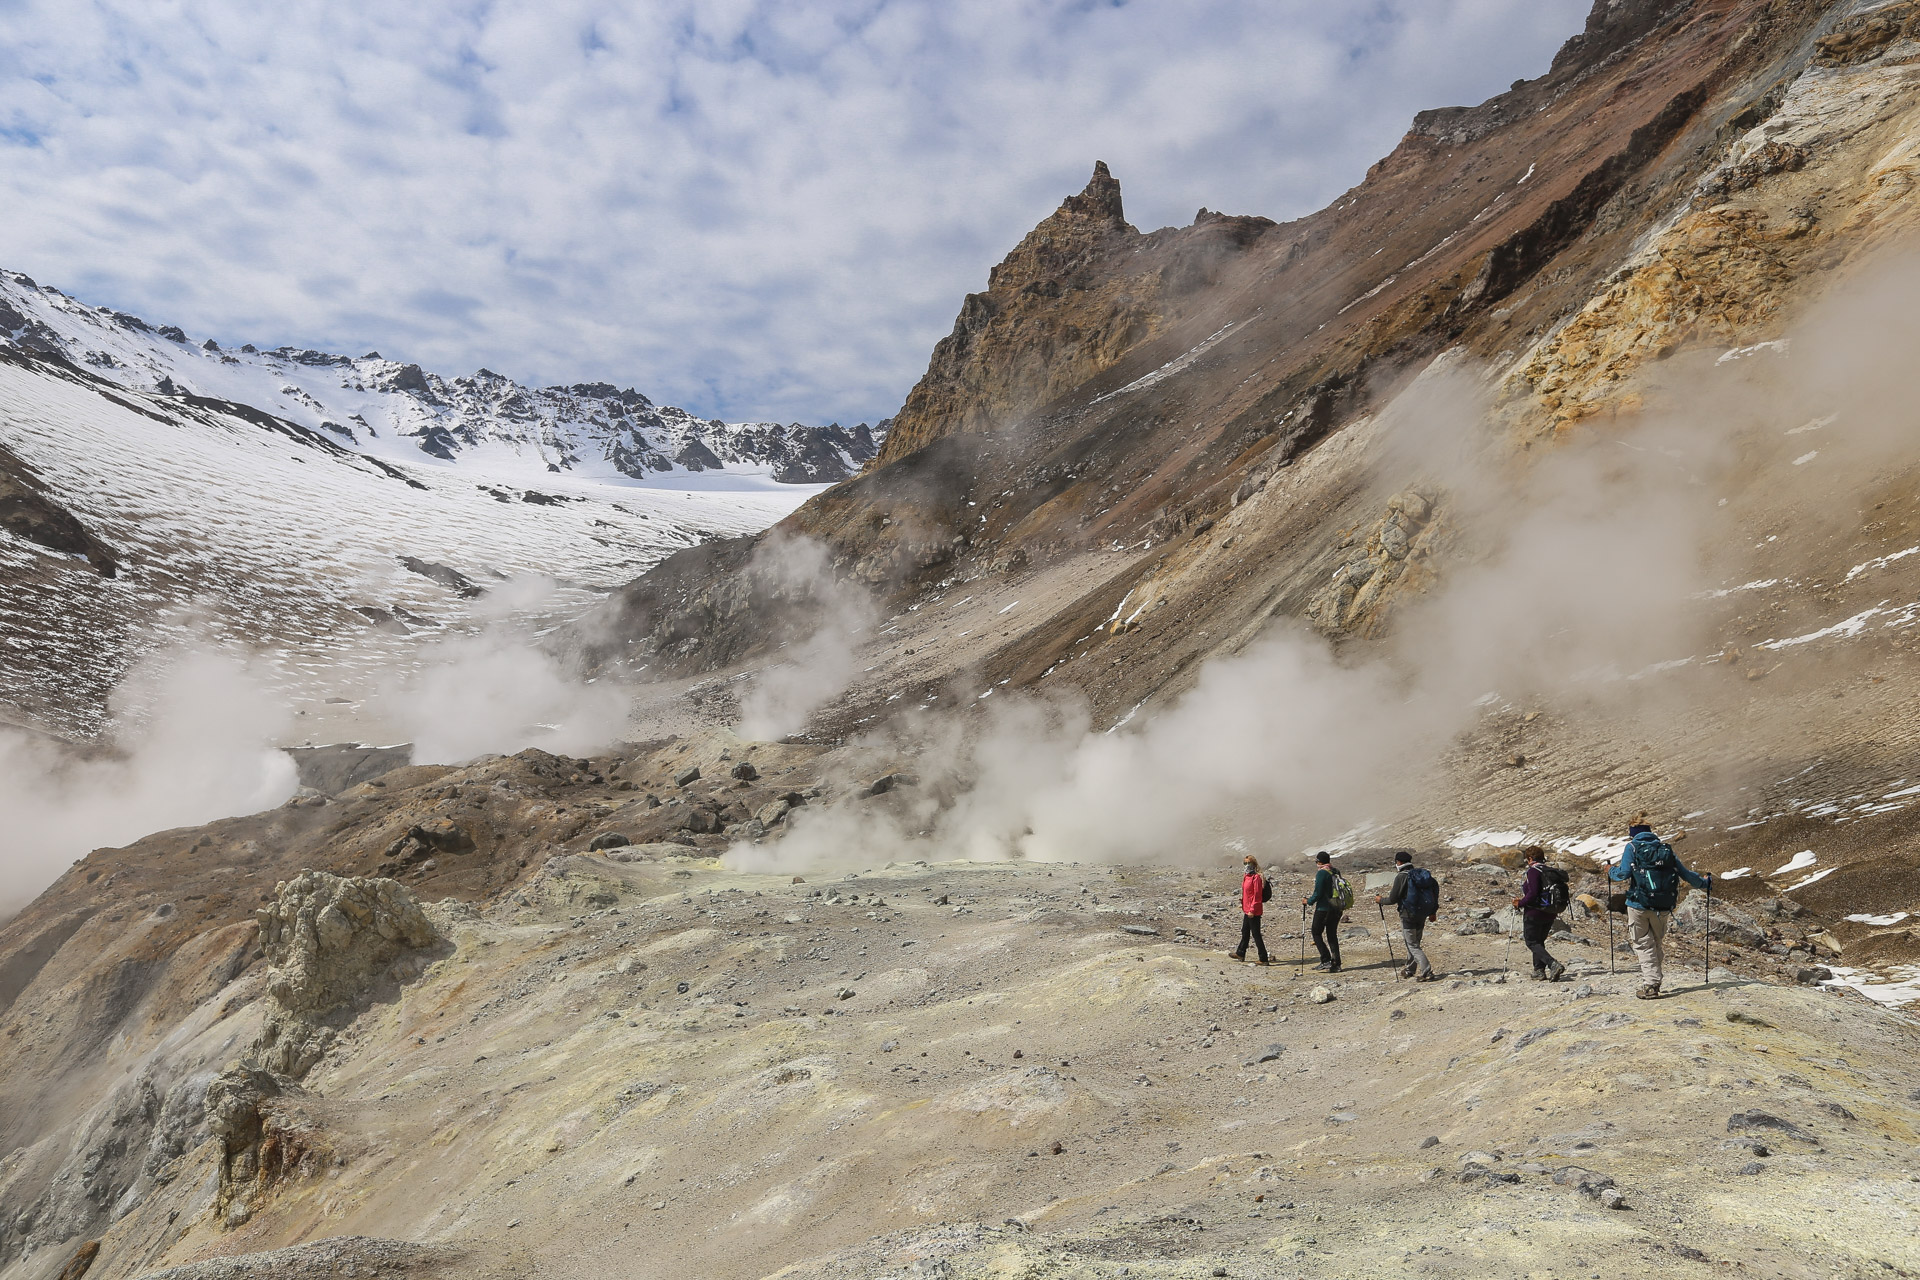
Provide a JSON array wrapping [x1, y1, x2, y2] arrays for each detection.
[[1403, 867, 1439, 919], [1628, 838, 1681, 910]]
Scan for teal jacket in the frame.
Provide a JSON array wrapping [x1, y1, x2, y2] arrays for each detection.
[[1609, 831, 1708, 909], [1305, 867, 1337, 909]]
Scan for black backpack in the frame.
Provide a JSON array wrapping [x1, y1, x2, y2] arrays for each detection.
[[1538, 866, 1570, 914], [1403, 867, 1439, 918], [1260, 875, 1273, 903]]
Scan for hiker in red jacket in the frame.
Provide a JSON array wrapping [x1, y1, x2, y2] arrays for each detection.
[[1231, 854, 1270, 964]]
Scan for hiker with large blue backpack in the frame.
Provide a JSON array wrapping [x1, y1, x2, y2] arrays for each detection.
[[1609, 815, 1711, 1000], [1376, 850, 1440, 981]]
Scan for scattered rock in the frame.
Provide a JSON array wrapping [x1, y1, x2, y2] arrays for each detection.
[[1309, 986, 1333, 1004], [1793, 965, 1834, 985], [674, 765, 701, 787], [1511, 1027, 1555, 1050], [730, 761, 759, 781], [1728, 1112, 1818, 1144], [1419, 1136, 1439, 1149], [1726, 1010, 1772, 1027], [1120, 925, 1159, 936], [1245, 1045, 1284, 1065], [1738, 1161, 1764, 1176], [589, 832, 631, 851], [1815, 1101, 1856, 1121]]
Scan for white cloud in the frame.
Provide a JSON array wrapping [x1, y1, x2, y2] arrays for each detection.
[[0, 1, 1591, 424]]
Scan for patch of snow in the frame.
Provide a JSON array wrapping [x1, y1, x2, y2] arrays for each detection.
[[1784, 414, 1837, 436], [1846, 912, 1909, 926], [1551, 833, 1621, 861], [1699, 578, 1781, 599], [1758, 605, 1890, 650], [1090, 323, 1238, 405], [1843, 546, 1920, 582], [1791, 451, 1819, 466], [1784, 866, 1834, 892], [1719, 867, 1753, 880], [1772, 850, 1817, 876], [1449, 829, 1527, 849], [1819, 964, 1920, 1009], [1716, 339, 1790, 365]]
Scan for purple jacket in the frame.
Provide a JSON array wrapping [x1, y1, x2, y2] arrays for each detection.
[[1519, 864, 1554, 919]]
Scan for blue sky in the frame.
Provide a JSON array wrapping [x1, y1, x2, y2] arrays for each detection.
[[0, 1, 1592, 424]]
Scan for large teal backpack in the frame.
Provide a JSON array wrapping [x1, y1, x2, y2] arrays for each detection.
[[1628, 838, 1681, 911]]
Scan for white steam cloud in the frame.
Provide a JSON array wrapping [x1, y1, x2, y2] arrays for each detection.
[[737, 257, 1920, 874], [0, 643, 296, 919], [382, 573, 630, 765], [737, 536, 878, 742]]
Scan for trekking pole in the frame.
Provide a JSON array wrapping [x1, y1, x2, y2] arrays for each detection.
[[1378, 900, 1398, 973], [1297, 903, 1306, 980], [1704, 877, 1712, 989], [1607, 906, 1616, 975]]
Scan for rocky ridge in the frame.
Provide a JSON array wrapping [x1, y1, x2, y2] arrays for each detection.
[[0, 270, 883, 486]]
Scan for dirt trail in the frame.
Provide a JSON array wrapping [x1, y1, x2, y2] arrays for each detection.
[[10, 848, 1910, 1280]]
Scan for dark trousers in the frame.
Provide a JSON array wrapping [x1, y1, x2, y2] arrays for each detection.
[[1312, 908, 1342, 965], [1235, 914, 1268, 962], [1523, 912, 1557, 970]]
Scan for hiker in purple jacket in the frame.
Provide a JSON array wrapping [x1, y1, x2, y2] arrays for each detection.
[[1512, 845, 1565, 982]]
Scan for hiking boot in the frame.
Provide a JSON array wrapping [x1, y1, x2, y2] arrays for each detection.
[[1327, 963, 1342, 974], [1229, 951, 1245, 962], [1313, 960, 1332, 971], [1399, 962, 1417, 979], [1635, 984, 1661, 1000], [1548, 961, 1566, 983], [1415, 971, 1438, 982], [1256, 958, 1271, 967], [1529, 968, 1546, 982]]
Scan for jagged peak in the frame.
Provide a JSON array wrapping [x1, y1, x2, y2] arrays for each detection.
[[1061, 159, 1126, 225], [986, 161, 1136, 292]]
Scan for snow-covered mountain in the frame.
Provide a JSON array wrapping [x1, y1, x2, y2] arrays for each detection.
[[0, 269, 885, 485], [0, 269, 869, 739]]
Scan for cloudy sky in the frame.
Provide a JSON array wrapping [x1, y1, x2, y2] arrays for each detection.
[[0, 1, 1592, 425]]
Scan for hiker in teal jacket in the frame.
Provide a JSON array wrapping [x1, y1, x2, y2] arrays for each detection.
[[1609, 818, 1709, 999], [1300, 850, 1343, 973]]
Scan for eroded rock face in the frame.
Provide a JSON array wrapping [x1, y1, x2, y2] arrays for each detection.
[[204, 1060, 330, 1226], [1307, 490, 1443, 636], [253, 871, 440, 1076]]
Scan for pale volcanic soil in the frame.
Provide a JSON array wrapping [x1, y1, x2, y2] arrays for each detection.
[[45, 841, 1920, 1280]]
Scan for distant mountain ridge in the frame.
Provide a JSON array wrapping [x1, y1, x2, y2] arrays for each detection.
[[0, 270, 885, 485]]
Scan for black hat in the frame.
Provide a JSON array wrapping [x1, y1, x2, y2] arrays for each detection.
[[1394, 851, 1413, 864], [1314, 850, 1331, 864]]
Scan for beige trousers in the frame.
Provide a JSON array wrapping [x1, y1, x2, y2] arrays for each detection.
[[1627, 907, 1671, 988]]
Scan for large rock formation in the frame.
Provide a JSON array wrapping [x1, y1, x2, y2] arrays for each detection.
[[252, 872, 441, 1078]]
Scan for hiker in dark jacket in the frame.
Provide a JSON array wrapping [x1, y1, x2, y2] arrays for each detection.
[[1230, 854, 1270, 964], [1301, 850, 1343, 973], [1513, 845, 1565, 982], [1377, 850, 1438, 981], [1609, 817, 1710, 999]]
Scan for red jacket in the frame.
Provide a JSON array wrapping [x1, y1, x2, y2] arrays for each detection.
[[1242, 872, 1264, 917]]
